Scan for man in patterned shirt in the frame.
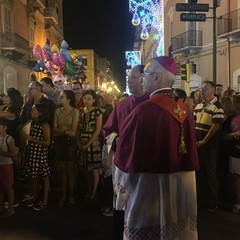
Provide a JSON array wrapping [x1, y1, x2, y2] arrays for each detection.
[[194, 81, 224, 211]]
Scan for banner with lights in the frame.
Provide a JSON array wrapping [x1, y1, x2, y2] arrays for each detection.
[[129, 0, 164, 56]]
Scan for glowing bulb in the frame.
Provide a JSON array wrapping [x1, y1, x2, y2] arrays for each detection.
[[140, 28, 149, 40], [132, 13, 140, 26]]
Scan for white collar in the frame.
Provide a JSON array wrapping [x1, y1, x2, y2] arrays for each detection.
[[150, 88, 172, 97]]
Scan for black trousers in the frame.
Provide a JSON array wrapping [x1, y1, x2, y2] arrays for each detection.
[[197, 141, 219, 205]]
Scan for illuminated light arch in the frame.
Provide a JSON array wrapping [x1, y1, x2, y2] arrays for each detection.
[[125, 51, 141, 68], [129, 0, 164, 56]]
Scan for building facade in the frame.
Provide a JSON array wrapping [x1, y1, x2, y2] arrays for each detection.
[[135, 0, 240, 94], [70, 49, 112, 90], [0, 0, 64, 94]]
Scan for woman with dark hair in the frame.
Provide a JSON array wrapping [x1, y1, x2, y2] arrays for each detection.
[[78, 89, 103, 203], [0, 88, 23, 146], [53, 90, 79, 207], [22, 103, 51, 211]]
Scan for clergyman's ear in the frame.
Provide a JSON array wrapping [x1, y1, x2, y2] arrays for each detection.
[[155, 72, 162, 82]]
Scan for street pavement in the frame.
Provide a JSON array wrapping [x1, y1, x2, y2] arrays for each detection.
[[0, 199, 113, 240], [1, 201, 240, 240], [198, 207, 240, 240]]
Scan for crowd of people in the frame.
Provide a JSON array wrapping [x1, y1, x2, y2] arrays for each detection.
[[0, 56, 240, 240], [0, 78, 116, 218]]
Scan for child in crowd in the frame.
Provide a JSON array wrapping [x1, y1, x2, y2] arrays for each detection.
[[22, 103, 51, 211], [0, 117, 18, 217]]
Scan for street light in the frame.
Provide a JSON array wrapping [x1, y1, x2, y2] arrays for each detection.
[[213, 0, 217, 84], [212, 0, 222, 84]]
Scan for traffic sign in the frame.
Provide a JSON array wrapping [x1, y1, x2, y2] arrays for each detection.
[[176, 3, 209, 12], [180, 13, 206, 22]]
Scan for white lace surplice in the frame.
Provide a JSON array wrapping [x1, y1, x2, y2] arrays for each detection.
[[113, 166, 198, 240]]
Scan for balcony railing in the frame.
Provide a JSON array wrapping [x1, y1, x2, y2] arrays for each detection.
[[217, 9, 240, 37], [171, 30, 202, 53], [44, 7, 59, 24], [28, 0, 46, 8], [1, 32, 30, 53]]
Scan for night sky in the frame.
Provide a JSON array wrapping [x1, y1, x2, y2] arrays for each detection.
[[62, 0, 135, 90]]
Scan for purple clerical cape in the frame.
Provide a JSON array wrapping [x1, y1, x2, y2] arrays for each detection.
[[103, 93, 149, 138], [114, 94, 199, 173]]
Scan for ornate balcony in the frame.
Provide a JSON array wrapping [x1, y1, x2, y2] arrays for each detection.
[[26, 0, 45, 16], [1, 32, 30, 60], [171, 30, 202, 55], [27, 0, 45, 8], [217, 9, 240, 41], [44, 7, 59, 24]]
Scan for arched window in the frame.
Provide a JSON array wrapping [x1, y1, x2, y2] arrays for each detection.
[[237, 75, 240, 93], [3, 66, 17, 91]]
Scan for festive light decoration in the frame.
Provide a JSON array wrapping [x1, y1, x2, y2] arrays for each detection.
[[100, 81, 121, 95], [153, 33, 160, 40], [129, 0, 164, 56], [132, 12, 141, 26], [125, 51, 141, 68]]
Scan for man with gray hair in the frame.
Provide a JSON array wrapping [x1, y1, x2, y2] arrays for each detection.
[[20, 81, 55, 128], [113, 56, 199, 239]]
